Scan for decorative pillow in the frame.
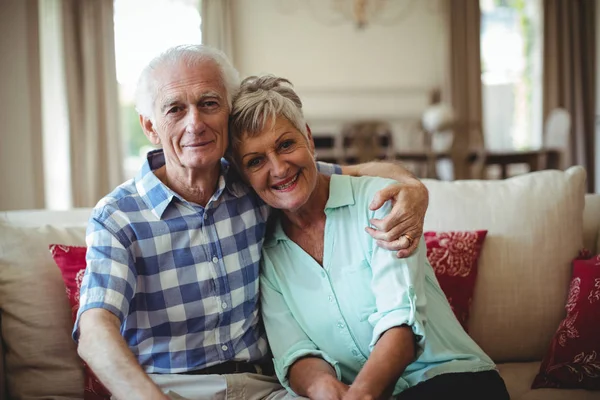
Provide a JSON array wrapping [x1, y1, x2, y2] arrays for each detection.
[[424, 230, 487, 331], [532, 254, 600, 390], [50, 244, 112, 400]]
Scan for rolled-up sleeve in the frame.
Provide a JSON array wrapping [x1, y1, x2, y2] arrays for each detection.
[[366, 203, 427, 358], [73, 213, 137, 340], [260, 257, 341, 395]]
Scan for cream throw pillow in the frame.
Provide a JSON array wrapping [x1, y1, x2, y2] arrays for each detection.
[[422, 166, 586, 362], [0, 222, 86, 399]]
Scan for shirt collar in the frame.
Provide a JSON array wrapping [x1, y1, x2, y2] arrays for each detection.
[[264, 175, 355, 248], [134, 149, 244, 219]]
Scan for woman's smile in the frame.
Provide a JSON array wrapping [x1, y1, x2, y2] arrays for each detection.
[[272, 173, 299, 191]]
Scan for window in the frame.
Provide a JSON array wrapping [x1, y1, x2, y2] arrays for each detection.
[[113, 0, 202, 178], [480, 0, 543, 150]]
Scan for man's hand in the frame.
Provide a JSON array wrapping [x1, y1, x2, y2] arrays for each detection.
[[365, 180, 428, 258]]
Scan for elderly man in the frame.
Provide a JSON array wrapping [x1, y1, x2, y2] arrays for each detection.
[[75, 45, 428, 400]]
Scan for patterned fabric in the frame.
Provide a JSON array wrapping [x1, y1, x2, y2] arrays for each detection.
[[532, 254, 600, 390], [74, 150, 271, 374], [50, 245, 111, 400], [424, 231, 488, 331]]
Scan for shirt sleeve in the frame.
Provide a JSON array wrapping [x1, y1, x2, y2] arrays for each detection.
[[72, 213, 138, 341], [366, 200, 428, 358], [316, 161, 342, 176], [260, 255, 341, 395]]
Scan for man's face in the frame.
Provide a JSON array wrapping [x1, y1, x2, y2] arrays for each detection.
[[142, 60, 230, 172]]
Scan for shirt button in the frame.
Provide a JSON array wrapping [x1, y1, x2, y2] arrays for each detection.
[[212, 256, 218, 263], [321, 271, 326, 278], [204, 213, 208, 220], [328, 295, 334, 302], [221, 302, 228, 309], [337, 322, 345, 329], [221, 344, 228, 351]]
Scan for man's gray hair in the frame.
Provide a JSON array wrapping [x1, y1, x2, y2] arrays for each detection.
[[135, 44, 240, 119], [229, 75, 307, 153]]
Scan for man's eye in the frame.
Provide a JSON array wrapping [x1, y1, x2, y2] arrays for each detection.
[[202, 101, 219, 108], [167, 106, 182, 114], [246, 157, 263, 168]]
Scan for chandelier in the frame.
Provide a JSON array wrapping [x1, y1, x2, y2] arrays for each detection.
[[278, 0, 419, 30]]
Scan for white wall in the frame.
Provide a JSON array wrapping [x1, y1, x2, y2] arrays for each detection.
[[231, 0, 448, 149], [0, 0, 44, 211]]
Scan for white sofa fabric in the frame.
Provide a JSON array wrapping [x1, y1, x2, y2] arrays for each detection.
[[0, 167, 598, 399]]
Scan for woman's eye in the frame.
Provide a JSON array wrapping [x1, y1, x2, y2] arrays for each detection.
[[246, 157, 262, 168], [280, 140, 294, 150]]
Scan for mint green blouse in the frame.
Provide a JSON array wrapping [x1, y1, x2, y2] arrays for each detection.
[[260, 175, 496, 396]]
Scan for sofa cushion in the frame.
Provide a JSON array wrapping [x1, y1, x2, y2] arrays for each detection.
[[497, 362, 600, 400], [422, 167, 586, 362], [532, 255, 600, 390], [424, 230, 487, 330], [0, 222, 86, 399]]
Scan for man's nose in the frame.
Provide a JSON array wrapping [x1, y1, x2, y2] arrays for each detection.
[[186, 108, 206, 134]]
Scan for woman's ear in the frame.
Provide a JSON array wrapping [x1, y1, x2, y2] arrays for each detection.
[[140, 115, 161, 145]]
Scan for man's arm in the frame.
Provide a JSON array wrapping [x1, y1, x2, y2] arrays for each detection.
[[78, 309, 168, 400], [341, 161, 429, 258]]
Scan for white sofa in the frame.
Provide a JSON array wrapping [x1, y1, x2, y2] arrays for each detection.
[[0, 167, 599, 400]]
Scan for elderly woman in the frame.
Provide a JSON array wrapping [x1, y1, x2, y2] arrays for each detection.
[[228, 76, 509, 400]]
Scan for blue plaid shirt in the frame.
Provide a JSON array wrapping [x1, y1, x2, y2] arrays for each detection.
[[74, 149, 340, 374]]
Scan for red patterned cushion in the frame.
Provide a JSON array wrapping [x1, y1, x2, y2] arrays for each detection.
[[50, 245, 112, 400], [532, 255, 600, 390], [424, 230, 487, 331]]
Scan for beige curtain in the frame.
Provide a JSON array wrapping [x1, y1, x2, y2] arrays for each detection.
[[543, 0, 596, 192], [40, 0, 123, 209], [201, 0, 235, 62], [446, 0, 484, 180]]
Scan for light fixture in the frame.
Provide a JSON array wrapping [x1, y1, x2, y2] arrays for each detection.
[[278, 0, 420, 30]]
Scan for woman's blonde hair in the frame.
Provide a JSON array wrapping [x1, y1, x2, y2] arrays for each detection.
[[229, 75, 308, 156]]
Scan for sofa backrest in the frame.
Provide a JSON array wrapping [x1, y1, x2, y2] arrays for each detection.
[[422, 166, 587, 363]]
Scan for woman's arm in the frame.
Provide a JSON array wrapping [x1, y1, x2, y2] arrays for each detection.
[[346, 188, 429, 399], [289, 357, 350, 399], [344, 326, 415, 400]]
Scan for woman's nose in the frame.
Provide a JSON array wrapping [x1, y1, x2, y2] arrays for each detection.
[[270, 154, 289, 178]]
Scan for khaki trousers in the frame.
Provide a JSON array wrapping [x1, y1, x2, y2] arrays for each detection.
[[147, 372, 306, 400]]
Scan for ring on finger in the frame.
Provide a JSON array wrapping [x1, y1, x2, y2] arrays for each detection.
[[402, 233, 414, 247]]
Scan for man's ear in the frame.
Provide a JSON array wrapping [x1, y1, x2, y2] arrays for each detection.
[[140, 114, 160, 145], [305, 124, 315, 154]]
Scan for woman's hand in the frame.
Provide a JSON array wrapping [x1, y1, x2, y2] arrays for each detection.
[[306, 374, 350, 400], [365, 180, 428, 258]]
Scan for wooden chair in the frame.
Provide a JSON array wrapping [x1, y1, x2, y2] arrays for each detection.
[[340, 121, 394, 164]]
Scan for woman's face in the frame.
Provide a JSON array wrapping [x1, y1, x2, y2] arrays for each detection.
[[236, 115, 318, 212]]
